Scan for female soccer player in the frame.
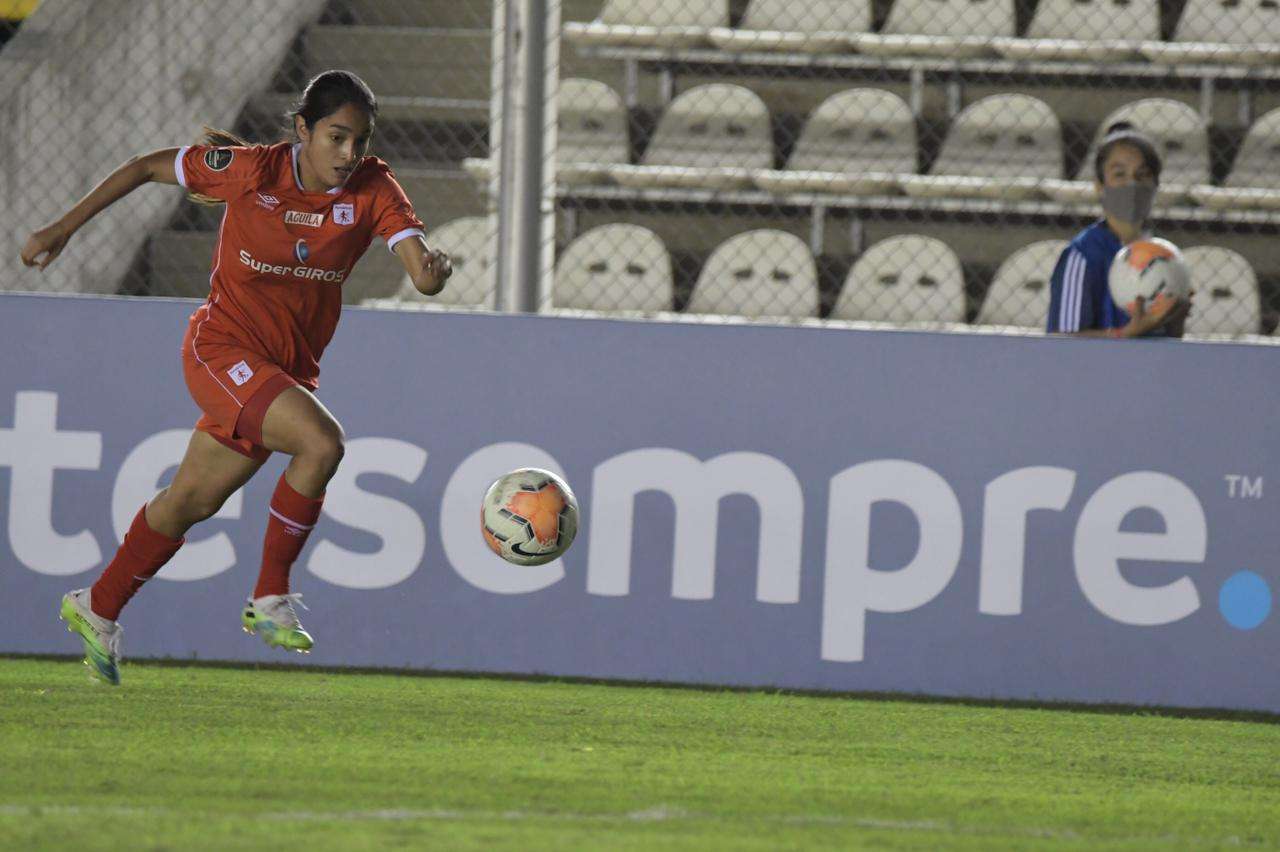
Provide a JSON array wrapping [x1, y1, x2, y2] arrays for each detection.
[[1046, 122, 1191, 338], [18, 70, 452, 685]]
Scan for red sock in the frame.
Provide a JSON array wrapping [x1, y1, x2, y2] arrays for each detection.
[[254, 474, 324, 599], [90, 506, 184, 621]]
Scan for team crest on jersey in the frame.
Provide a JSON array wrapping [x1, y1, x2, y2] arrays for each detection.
[[227, 360, 254, 387], [204, 148, 233, 171], [333, 202, 355, 226], [295, 239, 309, 264]]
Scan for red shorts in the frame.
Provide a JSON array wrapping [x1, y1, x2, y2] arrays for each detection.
[[182, 320, 299, 463]]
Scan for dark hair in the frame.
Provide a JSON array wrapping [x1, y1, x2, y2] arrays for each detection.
[[188, 72, 376, 206], [1093, 121, 1162, 184], [290, 69, 378, 135]]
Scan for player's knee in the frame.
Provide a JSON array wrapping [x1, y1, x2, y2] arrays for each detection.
[[299, 421, 345, 473], [320, 433, 345, 472], [166, 485, 226, 524]]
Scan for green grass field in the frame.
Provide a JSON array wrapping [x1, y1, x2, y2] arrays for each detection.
[[1, 658, 1277, 850]]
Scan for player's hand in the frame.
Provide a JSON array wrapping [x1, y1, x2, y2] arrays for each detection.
[[416, 247, 452, 296], [1122, 292, 1190, 338], [20, 221, 71, 271], [1162, 291, 1193, 339]]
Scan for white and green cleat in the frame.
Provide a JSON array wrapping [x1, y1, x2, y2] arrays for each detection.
[[241, 593, 314, 654], [59, 589, 123, 685]]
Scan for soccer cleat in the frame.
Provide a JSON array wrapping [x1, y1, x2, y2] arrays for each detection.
[[241, 593, 314, 654], [59, 589, 123, 685]]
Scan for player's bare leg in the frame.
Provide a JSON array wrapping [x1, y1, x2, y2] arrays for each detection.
[[147, 430, 267, 538], [62, 431, 263, 684], [259, 385, 346, 499], [239, 386, 346, 653]]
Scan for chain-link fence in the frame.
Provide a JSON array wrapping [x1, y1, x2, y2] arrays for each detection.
[[532, 0, 1280, 336], [4, 0, 1278, 337], [2, 0, 494, 306]]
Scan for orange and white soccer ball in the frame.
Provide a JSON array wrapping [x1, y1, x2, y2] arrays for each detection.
[[481, 468, 579, 566], [1108, 238, 1192, 312]]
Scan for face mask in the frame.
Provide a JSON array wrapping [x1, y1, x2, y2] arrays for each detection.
[[1101, 183, 1156, 225]]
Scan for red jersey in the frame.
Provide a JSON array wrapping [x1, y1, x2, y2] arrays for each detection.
[[175, 142, 424, 387]]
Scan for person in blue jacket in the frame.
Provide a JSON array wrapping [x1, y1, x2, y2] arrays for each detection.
[[1047, 122, 1191, 338]]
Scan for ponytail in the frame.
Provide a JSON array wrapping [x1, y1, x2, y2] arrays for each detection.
[[187, 125, 250, 206]]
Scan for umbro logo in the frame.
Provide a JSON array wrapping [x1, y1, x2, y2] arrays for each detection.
[[256, 193, 280, 211]]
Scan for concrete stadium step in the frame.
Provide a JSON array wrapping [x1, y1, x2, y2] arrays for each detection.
[[323, 0, 606, 29], [303, 26, 489, 105], [246, 90, 488, 125], [147, 231, 218, 299], [323, 0, 493, 28], [304, 11, 625, 110], [240, 95, 490, 164]]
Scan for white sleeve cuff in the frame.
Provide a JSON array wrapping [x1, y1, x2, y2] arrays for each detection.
[[386, 227, 426, 253], [174, 146, 189, 188]]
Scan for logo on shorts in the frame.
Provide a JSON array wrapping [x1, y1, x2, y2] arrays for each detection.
[[204, 148, 234, 171], [285, 210, 324, 228], [227, 361, 254, 387], [333, 203, 355, 226], [256, 193, 280, 211], [295, 239, 309, 263]]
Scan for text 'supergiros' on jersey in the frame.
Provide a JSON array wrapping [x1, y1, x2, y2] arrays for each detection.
[[175, 142, 425, 388]]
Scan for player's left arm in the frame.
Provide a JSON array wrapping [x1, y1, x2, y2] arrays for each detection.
[[393, 235, 452, 296], [373, 163, 451, 296]]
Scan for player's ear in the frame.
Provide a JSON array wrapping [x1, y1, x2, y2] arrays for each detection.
[[294, 114, 309, 144]]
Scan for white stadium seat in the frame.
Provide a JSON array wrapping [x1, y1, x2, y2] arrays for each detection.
[[557, 78, 629, 185], [378, 216, 496, 310], [708, 0, 872, 53], [1193, 107, 1280, 209], [1227, 107, 1280, 190], [1075, 99, 1209, 202], [977, 240, 1068, 328], [831, 235, 966, 324], [855, 0, 1015, 58], [609, 83, 772, 191], [463, 79, 630, 187], [992, 0, 1156, 61], [563, 0, 728, 49], [553, 224, 674, 312], [753, 89, 914, 195], [1141, 0, 1280, 65], [686, 230, 819, 319], [902, 94, 1061, 201], [1183, 246, 1263, 336]]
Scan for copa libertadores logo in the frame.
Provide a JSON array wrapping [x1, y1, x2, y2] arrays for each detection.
[[203, 148, 233, 171]]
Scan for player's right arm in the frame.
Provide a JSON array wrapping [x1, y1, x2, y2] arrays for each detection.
[[20, 148, 181, 270]]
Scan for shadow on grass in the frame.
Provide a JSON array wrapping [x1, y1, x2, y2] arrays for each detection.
[[4, 651, 1277, 726]]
